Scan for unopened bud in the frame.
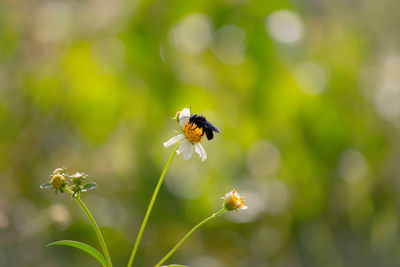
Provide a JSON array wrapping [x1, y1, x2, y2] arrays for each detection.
[[50, 174, 66, 190], [223, 189, 248, 211]]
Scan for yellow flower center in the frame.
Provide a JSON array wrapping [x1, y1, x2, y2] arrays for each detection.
[[183, 123, 204, 143], [231, 195, 245, 208]]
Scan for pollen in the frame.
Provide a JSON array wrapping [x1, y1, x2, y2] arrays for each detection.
[[183, 123, 204, 143]]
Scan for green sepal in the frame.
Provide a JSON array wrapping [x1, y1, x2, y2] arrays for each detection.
[[47, 240, 106, 266], [81, 182, 97, 192], [40, 182, 52, 189]]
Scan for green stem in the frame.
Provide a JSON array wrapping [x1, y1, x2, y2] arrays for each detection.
[[155, 208, 226, 267], [127, 142, 181, 267], [65, 186, 113, 267]]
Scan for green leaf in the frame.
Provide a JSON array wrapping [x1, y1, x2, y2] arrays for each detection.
[[161, 265, 188, 267], [40, 181, 52, 189], [81, 182, 97, 192], [47, 240, 106, 266]]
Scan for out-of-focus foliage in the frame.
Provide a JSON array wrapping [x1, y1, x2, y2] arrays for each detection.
[[1, 0, 400, 266]]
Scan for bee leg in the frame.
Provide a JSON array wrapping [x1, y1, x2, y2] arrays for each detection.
[[205, 129, 214, 140]]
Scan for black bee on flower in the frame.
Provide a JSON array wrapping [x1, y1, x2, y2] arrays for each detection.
[[188, 113, 221, 140], [164, 108, 221, 161]]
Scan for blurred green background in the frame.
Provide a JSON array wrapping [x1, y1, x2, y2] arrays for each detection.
[[1, 0, 400, 266]]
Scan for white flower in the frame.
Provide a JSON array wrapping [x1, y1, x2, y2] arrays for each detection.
[[163, 108, 207, 161], [223, 189, 248, 211]]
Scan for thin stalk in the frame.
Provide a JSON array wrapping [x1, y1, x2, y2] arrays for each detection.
[[65, 186, 113, 267], [155, 208, 226, 267], [127, 142, 181, 267]]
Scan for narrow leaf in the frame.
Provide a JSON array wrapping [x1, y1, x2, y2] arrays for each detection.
[[82, 182, 97, 192], [40, 182, 52, 189], [47, 240, 106, 266]]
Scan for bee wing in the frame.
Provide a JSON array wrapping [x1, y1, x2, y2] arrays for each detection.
[[205, 122, 220, 133]]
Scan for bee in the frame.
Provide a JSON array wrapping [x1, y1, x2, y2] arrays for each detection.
[[188, 114, 221, 140]]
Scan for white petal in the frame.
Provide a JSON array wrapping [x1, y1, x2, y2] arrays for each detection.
[[163, 134, 185, 148], [240, 205, 248, 210], [176, 139, 187, 154], [199, 144, 207, 161], [194, 143, 207, 161], [180, 108, 191, 118], [179, 108, 191, 128], [177, 139, 193, 160], [225, 191, 233, 201]]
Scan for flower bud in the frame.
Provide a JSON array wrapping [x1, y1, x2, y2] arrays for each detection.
[[69, 172, 87, 184], [52, 168, 66, 175], [50, 174, 66, 190], [223, 189, 248, 211], [41, 168, 68, 193], [175, 111, 181, 122]]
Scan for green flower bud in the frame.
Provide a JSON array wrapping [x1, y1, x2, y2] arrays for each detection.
[[69, 172, 87, 185]]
